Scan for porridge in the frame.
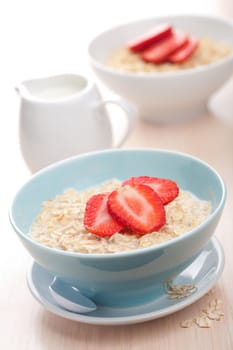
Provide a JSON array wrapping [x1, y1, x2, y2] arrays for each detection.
[[106, 22, 232, 73], [107, 38, 232, 73], [30, 178, 211, 254]]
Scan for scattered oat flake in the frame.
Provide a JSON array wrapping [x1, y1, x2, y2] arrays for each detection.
[[207, 298, 223, 312], [165, 279, 197, 299], [206, 288, 216, 296], [195, 315, 212, 328], [207, 312, 222, 321], [180, 297, 224, 329], [180, 319, 194, 328], [201, 298, 224, 321]]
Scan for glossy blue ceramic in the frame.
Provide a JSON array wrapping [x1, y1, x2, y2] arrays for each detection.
[[27, 238, 224, 324], [9, 149, 226, 307]]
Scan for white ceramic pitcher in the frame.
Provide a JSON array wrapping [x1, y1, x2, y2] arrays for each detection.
[[16, 74, 137, 173]]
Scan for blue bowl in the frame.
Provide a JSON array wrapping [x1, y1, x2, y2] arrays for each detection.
[[9, 149, 226, 306]]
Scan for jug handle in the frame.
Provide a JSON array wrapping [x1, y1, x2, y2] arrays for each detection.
[[95, 98, 138, 147]]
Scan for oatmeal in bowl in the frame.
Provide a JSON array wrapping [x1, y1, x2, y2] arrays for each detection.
[[9, 149, 226, 306], [88, 15, 233, 123], [30, 178, 211, 254], [107, 37, 232, 74]]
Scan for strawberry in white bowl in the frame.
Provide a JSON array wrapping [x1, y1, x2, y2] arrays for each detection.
[[88, 15, 233, 123]]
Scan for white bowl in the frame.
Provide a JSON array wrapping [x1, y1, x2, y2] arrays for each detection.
[[88, 15, 233, 123]]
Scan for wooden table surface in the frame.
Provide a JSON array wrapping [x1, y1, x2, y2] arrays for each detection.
[[2, 83, 233, 349]]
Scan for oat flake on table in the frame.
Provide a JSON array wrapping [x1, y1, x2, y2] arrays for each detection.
[[180, 297, 224, 329]]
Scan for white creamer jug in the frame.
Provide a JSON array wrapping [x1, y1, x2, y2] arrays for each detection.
[[16, 74, 137, 172]]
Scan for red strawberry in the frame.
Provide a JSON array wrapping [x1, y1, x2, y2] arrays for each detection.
[[127, 23, 173, 53], [84, 193, 124, 237], [141, 31, 188, 64], [107, 184, 165, 234], [168, 37, 199, 63], [122, 176, 179, 205]]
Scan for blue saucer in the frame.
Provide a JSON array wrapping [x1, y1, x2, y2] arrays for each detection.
[[27, 237, 224, 326]]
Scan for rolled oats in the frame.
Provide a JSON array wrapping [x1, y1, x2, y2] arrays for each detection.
[[180, 319, 194, 328], [180, 297, 224, 329], [195, 315, 212, 328], [165, 279, 197, 299], [107, 38, 233, 73], [30, 179, 211, 254]]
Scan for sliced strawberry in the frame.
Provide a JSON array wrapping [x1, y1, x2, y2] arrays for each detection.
[[127, 23, 173, 53], [141, 31, 189, 64], [84, 193, 124, 237], [107, 184, 165, 234], [168, 37, 199, 63], [122, 176, 179, 205]]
